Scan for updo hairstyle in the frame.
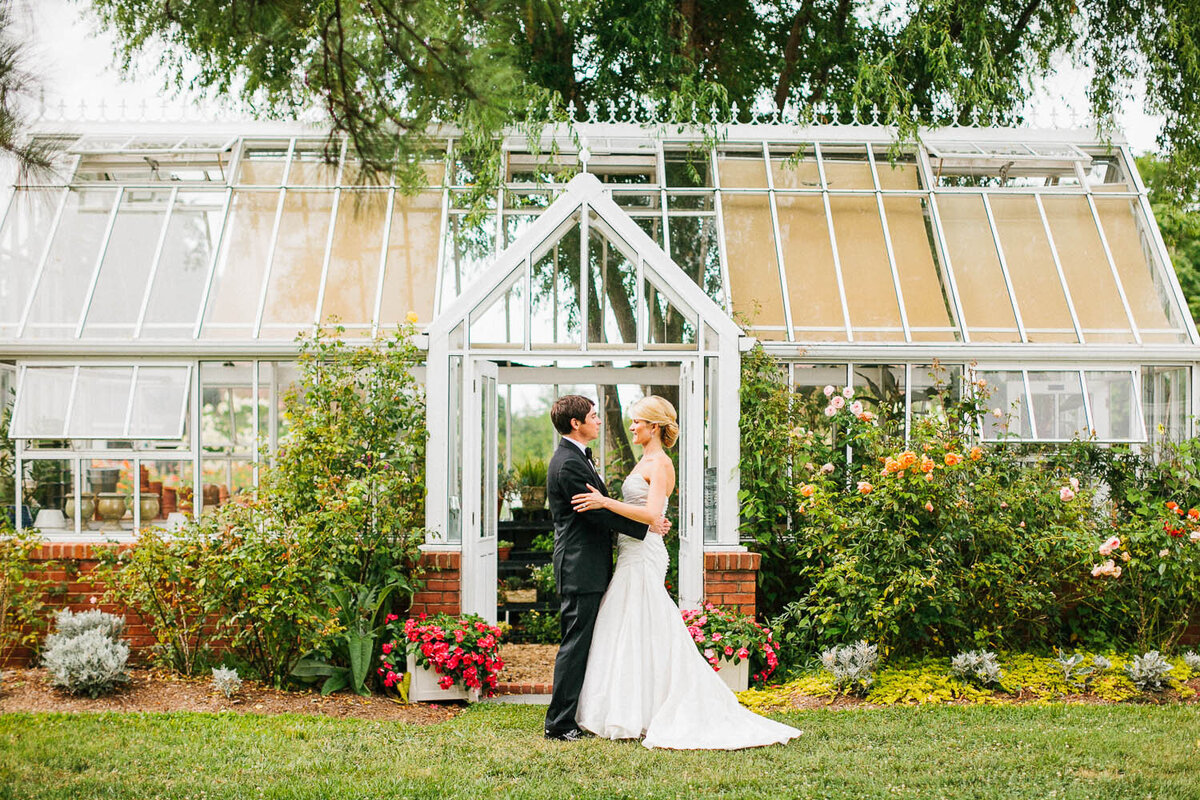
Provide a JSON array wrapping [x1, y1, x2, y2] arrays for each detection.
[[631, 395, 679, 448]]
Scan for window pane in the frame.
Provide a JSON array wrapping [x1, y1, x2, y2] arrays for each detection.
[[988, 195, 1076, 342], [873, 153, 922, 190], [530, 220, 581, 346], [470, 280, 524, 346], [378, 191, 442, 328], [721, 193, 786, 338], [141, 460, 194, 525], [438, 211, 494, 312], [1143, 365, 1189, 448], [829, 195, 903, 340], [776, 195, 843, 340], [852, 364, 905, 414], [69, 367, 134, 438], [1094, 197, 1188, 343], [0, 189, 60, 337], [27, 459, 72, 530], [129, 367, 190, 439], [1027, 370, 1087, 440], [11, 366, 73, 437], [645, 277, 697, 348], [200, 361, 255, 454], [1040, 196, 1135, 343], [24, 188, 117, 339], [820, 146, 874, 189], [769, 146, 820, 190], [82, 189, 171, 339], [588, 227, 636, 346], [883, 197, 957, 341], [936, 195, 1019, 341], [141, 191, 225, 338], [667, 215, 723, 307], [260, 190, 335, 338], [716, 150, 767, 189], [236, 147, 288, 184], [664, 152, 712, 188], [910, 363, 963, 420], [318, 190, 387, 332], [287, 146, 339, 186], [1085, 371, 1142, 441], [201, 190, 278, 339], [979, 370, 1032, 440]]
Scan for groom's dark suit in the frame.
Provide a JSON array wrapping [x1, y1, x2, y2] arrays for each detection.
[[544, 438, 650, 736]]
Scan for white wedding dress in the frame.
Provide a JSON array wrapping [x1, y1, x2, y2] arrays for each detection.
[[575, 473, 802, 749]]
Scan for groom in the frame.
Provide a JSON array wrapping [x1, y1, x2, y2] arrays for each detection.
[[543, 395, 669, 741]]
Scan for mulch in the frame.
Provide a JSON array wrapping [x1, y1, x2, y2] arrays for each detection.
[[0, 644, 560, 721]]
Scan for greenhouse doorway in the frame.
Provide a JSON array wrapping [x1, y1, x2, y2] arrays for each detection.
[[425, 172, 745, 623]]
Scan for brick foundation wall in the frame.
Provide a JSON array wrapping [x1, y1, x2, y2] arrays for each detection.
[[409, 550, 461, 617], [703, 551, 761, 617]]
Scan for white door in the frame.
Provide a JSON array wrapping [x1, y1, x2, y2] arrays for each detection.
[[676, 359, 703, 609], [463, 359, 499, 622]]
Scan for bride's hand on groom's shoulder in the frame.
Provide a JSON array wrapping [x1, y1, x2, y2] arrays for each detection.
[[571, 484, 607, 513]]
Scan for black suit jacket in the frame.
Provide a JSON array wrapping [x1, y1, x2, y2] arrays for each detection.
[[547, 439, 649, 595]]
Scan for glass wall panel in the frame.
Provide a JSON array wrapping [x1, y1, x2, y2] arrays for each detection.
[[829, 195, 903, 340], [200, 458, 254, 511], [318, 190, 387, 332], [260, 190, 335, 338], [141, 191, 224, 338], [235, 147, 288, 185], [140, 460, 194, 524], [820, 146, 874, 190], [287, 146, 339, 186], [0, 189, 60, 338], [11, 366, 73, 437], [883, 197, 957, 341], [200, 361, 255, 455], [979, 370, 1032, 440], [129, 367, 190, 439], [24, 188, 117, 339], [664, 151, 712, 188], [69, 367, 133, 438], [588, 228, 636, 346], [379, 191, 442, 327], [852, 364, 905, 415], [85, 459, 135, 531], [716, 150, 767, 188], [634, 215, 664, 248], [873, 154, 922, 190], [910, 363, 963, 422], [530, 222, 582, 346], [26, 458, 72, 532], [667, 216, 723, 306], [645, 278, 697, 347], [438, 210, 495, 312], [1094, 197, 1188, 343], [769, 146, 820, 189], [936, 195, 1019, 341], [201, 190, 278, 339], [1041, 196, 1135, 342], [988, 195, 1076, 342], [1084, 371, 1142, 441], [722, 193, 785, 338], [1143, 365, 1189, 448], [792, 363, 848, 437], [82, 189, 171, 338], [775, 195, 843, 340], [470, 281, 525, 347], [1027, 371, 1088, 440]]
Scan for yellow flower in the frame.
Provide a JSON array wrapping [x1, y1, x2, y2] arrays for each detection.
[[406, 311, 419, 324]]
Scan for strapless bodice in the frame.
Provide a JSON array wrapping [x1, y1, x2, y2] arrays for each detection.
[[621, 472, 650, 507]]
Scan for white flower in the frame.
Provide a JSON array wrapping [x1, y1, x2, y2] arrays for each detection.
[[1160, 548, 1170, 558], [849, 400, 864, 416], [820, 463, 834, 474], [842, 386, 854, 399], [1069, 477, 1080, 492], [992, 408, 1003, 418]]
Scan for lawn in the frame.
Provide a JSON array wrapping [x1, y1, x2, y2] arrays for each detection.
[[2, 703, 1199, 799]]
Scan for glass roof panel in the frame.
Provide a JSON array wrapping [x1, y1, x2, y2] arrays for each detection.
[[82, 189, 171, 339], [721, 193, 786, 339], [663, 151, 712, 188], [820, 145, 874, 190], [768, 146, 820, 190], [140, 191, 224, 339], [24, 188, 117, 339], [288, 145, 339, 186], [200, 190, 278, 339], [829, 194, 903, 340], [319, 190, 387, 330], [883, 196, 958, 341], [716, 149, 767, 189], [936, 195, 1020, 341], [776, 194, 844, 341], [1040, 195, 1136, 343], [259, 190, 335, 339], [1093, 197, 1188, 343], [236, 146, 289, 185], [439, 210, 495, 312], [378, 190, 442, 328], [0, 189, 59, 338], [1085, 370, 1143, 441], [10, 366, 73, 437], [1085, 155, 1131, 192], [988, 194, 1077, 343], [873, 152, 922, 190]]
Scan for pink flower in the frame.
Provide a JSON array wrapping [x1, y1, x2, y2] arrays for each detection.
[[711, 632, 723, 642], [823, 385, 835, 397], [1098, 536, 1120, 556], [385, 613, 399, 623], [1069, 477, 1080, 492], [824, 406, 836, 417], [736, 647, 750, 660], [849, 400, 864, 416], [830, 395, 845, 410], [724, 646, 734, 656], [842, 386, 854, 399], [381, 642, 393, 655], [704, 648, 716, 661], [821, 463, 834, 474], [1191, 531, 1200, 542], [1060, 487, 1076, 502], [924, 502, 934, 512], [857, 481, 873, 495]]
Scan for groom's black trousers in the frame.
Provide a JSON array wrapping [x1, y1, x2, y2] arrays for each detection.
[[545, 591, 604, 734]]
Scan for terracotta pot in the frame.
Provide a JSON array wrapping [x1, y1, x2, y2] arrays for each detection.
[[161, 487, 177, 515], [498, 546, 512, 562]]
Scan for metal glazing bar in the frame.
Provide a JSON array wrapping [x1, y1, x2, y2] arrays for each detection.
[[1129, 367, 1148, 440], [174, 364, 192, 441], [868, 146, 911, 342], [918, 148, 969, 342], [432, 139, 452, 319], [251, 139, 296, 339], [1022, 370, 1037, 439], [1034, 194, 1084, 343], [979, 193, 1027, 342], [121, 365, 140, 437], [579, 201, 589, 352], [708, 145, 734, 312], [190, 358, 202, 515], [252, 360, 260, 486], [524, 253, 533, 350], [636, 254, 645, 346], [814, 143, 854, 342], [312, 138, 349, 327], [192, 188, 234, 339], [371, 187, 397, 338], [764, 141, 796, 342], [74, 187, 125, 338], [61, 366, 80, 439], [17, 185, 73, 337], [134, 185, 180, 338], [1077, 368, 1095, 438], [1084, 193, 1140, 344]]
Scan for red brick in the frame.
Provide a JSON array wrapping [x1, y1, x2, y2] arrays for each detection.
[[724, 593, 755, 605]]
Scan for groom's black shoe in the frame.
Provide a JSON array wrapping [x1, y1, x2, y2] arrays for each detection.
[[544, 727, 588, 741]]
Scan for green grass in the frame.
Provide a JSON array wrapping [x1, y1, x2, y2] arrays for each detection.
[[2, 703, 1199, 799]]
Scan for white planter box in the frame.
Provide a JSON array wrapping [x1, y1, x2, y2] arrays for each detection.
[[716, 656, 749, 693], [406, 651, 480, 703]]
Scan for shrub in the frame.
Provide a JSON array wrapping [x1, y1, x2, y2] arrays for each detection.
[[513, 610, 560, 644], [819, 640, 879, 696], [46, 609, 125, 643], [1, 526, 53, 669], [1054, 652, 1111, 688], [1184, 651, 1200, 676], [43, 627, 129, 697], [212, 666, 242, 698], [1126, 651, 1174, 692], [950, 650, 1003, 687]]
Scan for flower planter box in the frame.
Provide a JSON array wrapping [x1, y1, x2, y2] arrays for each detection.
[[715, 657, 749, 693], [406, 651, 480, 703]]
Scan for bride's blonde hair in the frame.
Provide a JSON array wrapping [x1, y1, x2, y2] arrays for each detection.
[[631, 395, 679, 448]]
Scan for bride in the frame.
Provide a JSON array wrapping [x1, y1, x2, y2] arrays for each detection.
[[570, 395, 801, 750]]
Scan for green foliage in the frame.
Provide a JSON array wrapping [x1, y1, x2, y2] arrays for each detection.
[[528, 563, 556, 597], [512, 609, 561, 644], [514, 457, 549, 488], [1139, 153, 1200, 324], [0, 525, 52, 668]]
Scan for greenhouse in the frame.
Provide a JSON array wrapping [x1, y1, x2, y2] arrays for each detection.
[[1, 119, 1197, 618]]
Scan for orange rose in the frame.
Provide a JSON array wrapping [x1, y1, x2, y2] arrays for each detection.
[[919, 456, 935, 473], [857, 481, 873, 495], [969, 446, 983, 461], [1189, 508, 1199, 520], [944, 452, 963, 466], [800, 484, 815, 498]]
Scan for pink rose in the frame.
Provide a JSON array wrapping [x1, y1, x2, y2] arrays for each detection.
[[1098, 536, 1120, 556], [821, 463, 834, 474], [824, 406, 836, 417], [1060, 487, 1075, 502], [1069, 477, 1080, 491], [924, 502, 934, 512], [823, 385, 835, 397], [830, 395, 845, 410], [842, 386, 854, 399], [849, 400, 864, 416]]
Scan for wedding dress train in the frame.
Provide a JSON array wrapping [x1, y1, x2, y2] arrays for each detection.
[[575, 474, 801, 750]]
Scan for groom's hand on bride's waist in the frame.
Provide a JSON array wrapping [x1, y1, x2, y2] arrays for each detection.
[[649, 516, 671, 536]]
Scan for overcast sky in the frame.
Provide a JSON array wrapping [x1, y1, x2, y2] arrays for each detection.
[[24, 0, 1166, 153]]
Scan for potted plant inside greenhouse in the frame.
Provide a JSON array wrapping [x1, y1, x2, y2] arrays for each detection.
[[514, 457, 548, 521]]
